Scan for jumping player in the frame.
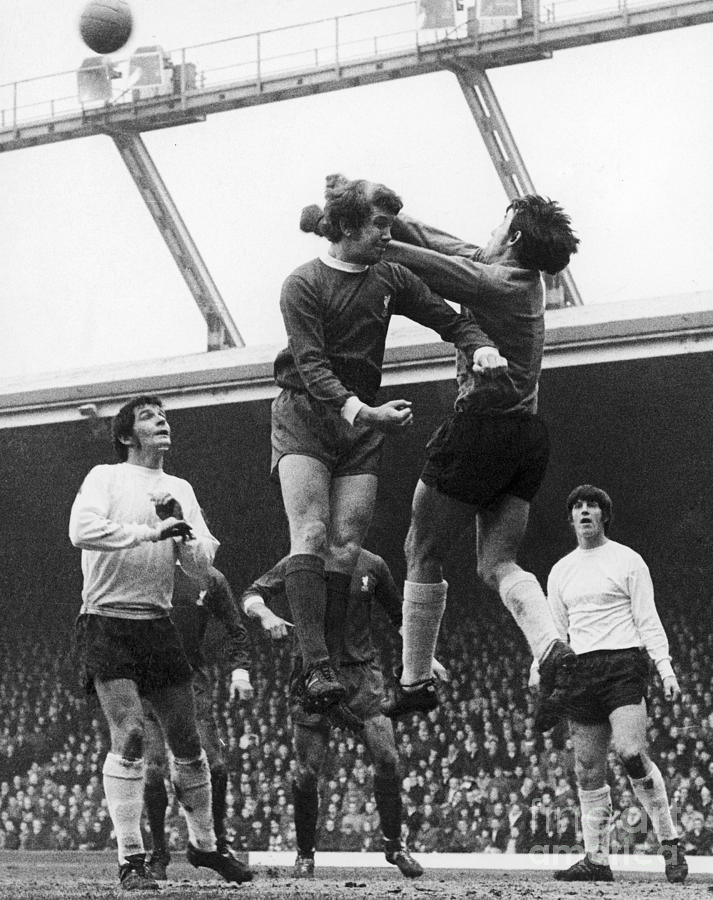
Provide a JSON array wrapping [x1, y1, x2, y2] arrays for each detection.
[[301, 189, 580, 728], [539, 485, 687, 883], [69, 395, 253, 890], [274, 175, 489, 712], [241, 549, 437, 879], [143, 564, 254, 881]]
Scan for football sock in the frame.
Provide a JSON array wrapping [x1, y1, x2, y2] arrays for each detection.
[[285, 554, 328, 668], [325, 570, 351, 664], [578, 785, 612, 866], [170, 751, 216, 852], [144, 773, 169, 851], [211, 766, 228, 845], [103, 753, 146, 862], [401, 580, 447, 686], [499, 569, 561, 663], [374, 773, 402, 844], [292, 779, 319, 857], [630, 763, 677, 841]]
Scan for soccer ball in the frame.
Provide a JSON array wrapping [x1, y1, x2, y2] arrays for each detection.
[[79, 0, 133, 55]]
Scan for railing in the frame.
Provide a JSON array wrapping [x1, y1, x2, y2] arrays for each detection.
[[0, 0, 699, 132]]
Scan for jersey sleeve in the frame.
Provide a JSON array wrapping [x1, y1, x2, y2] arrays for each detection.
[[279, 269, 354, 409], [240, 558, 290, 612], [391, 213, 485, 260], [628, 556, 673, 676], [68, 466, 155, 550], [391, 265, 494, 356], [204, 570, 252, 672], [173, 483, 219, 584]]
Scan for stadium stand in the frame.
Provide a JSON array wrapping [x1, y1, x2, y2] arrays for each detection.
[[1, 589, 712, 857]]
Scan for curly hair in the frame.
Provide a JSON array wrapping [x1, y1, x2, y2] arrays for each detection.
[[112, 394, 164, 461], [507, 195, 579, 275], [320, 173, 402, 243]]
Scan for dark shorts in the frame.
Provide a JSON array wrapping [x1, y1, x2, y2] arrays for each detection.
[[420, 410, 549, 508], [271, 388, 384, 480], [567, 647, 651, 725], [289, 657, 385, 730], [75, 614, 193, 696]]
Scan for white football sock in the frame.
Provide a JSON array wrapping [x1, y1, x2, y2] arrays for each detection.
[[499, 570, 561, 662], [401, 580, 447, 686], [102, 752, 145, 863], [171, 750, 217, 852], [630, 763, 677, 841], [578, 784, 612, 866]]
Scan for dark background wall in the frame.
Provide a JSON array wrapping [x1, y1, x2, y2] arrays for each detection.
[[1, 350, 712, 630]]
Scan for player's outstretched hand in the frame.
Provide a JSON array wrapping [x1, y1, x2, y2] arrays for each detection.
[[431, 658, 450, 682], [662, 674, 681, 702], [358, 399, 413, 432], [259, 609, 293, 640], [152, 517, 193, 542], [472, 346, 508, 377], [230, 670, 254, 702], [151, 492, 184, 521]]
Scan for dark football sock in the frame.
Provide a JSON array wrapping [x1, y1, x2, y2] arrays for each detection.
[[325, 571, 351, 665], [144, 776, 168, 851], [285, 554, 328, 668], [211, 766, 228, 844], [374, 773, 402, 845], [292, 779, 319, 857]]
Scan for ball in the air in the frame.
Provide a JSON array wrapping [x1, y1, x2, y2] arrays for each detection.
[[79, 0, 133, 55]]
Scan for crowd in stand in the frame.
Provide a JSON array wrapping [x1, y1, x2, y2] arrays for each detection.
[[2, 595, 712, 857]]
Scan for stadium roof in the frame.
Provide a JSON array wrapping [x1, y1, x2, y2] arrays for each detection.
[[1, 290, 712, 428]]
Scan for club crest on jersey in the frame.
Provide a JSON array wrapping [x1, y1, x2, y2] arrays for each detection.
[[382, 294, 392, 316], [361, 575, 370, 592]]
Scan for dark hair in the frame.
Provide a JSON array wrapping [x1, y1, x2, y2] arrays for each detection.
[[112, 394, 164, 461], [321, 173, 402, 242], [566, 484, 613, 534], [507, 195, 579, 275]]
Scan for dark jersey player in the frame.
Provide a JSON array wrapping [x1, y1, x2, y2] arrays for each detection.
[[300, 186, 580, 728], [241, 549, 439, 879], [273, 174, 491, 713], [143, 564, 253, 881]]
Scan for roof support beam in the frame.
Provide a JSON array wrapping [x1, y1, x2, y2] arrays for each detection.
[[112, 131, 244, 349], [453, 64, 582, 307]]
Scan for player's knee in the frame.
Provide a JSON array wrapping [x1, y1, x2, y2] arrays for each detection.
[[476, 558, 500, 592], [120, 721, 145, 759], [145, 760, 166, 788], [575, 757, 605, 790], [295, 766, 319, 794], [404, 527, 442, 570], [620, 751, 649, 780], [298, 520, 328, 555], [328, 538, 361, 573], [373, 748, 399, 780], [210, 761, 228, 784]]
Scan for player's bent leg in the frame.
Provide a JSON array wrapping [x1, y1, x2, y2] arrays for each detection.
[[142, 703, 171, 879], [293, 725, 328, 878], [278, 455, 336, 677], [478, 496, 574, 730], [365, 716, 423, 878], [611, 702, 687, 883], [384, 482, 472, 719], [560, 719, 614, 879], [195, 698, 233, 857], [95, 678, 153, 880]]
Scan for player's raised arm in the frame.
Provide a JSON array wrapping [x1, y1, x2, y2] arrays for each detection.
[[391, 213, 484, 260]]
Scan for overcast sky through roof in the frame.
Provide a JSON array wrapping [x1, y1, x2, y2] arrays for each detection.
[[1, 0, 712, 380]]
